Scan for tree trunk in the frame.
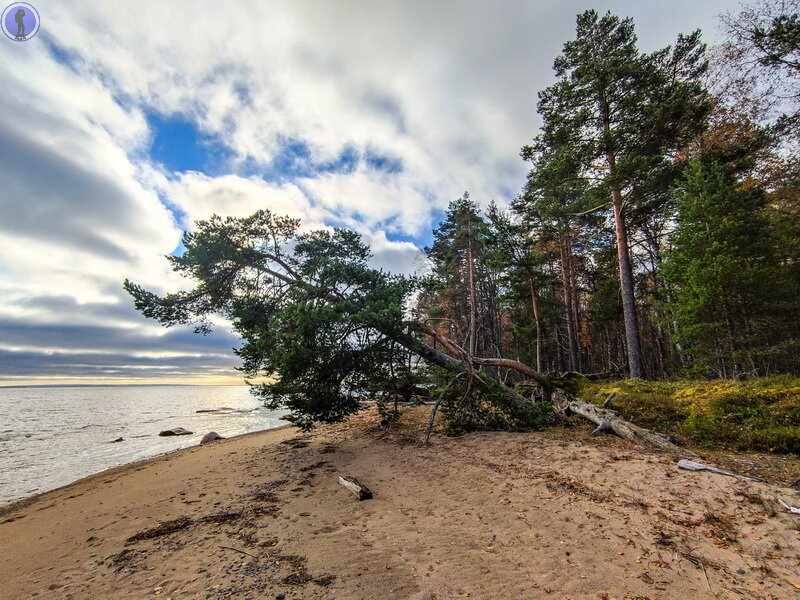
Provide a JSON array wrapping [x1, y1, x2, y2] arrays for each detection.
[[599, 92, 645, 379], [567, 240, 583, 372], [470, 356, 552, 392], [528, 276, 544, 374], [560, 237, 580, 372], [464, 221, 479, 359], [558, 392, 697, 457], [611, 188, 644, 378]]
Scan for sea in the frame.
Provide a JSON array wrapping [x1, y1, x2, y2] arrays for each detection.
[[0, 385, 287, 506]]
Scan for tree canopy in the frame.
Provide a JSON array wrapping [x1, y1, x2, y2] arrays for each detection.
[[127, 4, 800, 435]]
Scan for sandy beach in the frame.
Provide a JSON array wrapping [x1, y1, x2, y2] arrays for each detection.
[[2, 407, 800, 600]]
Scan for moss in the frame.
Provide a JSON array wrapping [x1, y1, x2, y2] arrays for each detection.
[[550, 371, 592, 396], [582, 376, 800, 454]]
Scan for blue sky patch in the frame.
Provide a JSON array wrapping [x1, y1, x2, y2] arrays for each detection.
[[147, 113, 232, 174], [249, 138, 404, 183], [43, 37, 79, 71], [364, 149, 403, 174]]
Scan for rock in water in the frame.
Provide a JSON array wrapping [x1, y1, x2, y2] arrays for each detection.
[[200, 431, 225, 444], [158, 427, 193, 437]]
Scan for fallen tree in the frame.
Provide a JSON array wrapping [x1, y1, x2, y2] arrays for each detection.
[[554, 392, 697, 456], [125, 210, 690, 453]]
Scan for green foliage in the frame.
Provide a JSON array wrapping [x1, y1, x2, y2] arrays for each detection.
[[548, 371, 591, 396], [126, 210, 424, 430], [421, 193, 500, 356], [439, 375, 555, 436], [532, 10, 710, 213], [663, 157, 800, 377], [753, 11, 800, 69], [584, 377, 800, 453]]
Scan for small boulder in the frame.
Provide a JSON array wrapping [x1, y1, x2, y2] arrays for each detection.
[[159, 427, 193, 437], [109, 437, 124, 443], [200, 431, 225, 445]]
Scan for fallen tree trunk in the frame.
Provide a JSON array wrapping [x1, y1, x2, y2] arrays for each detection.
[[470, 356, 552, 392], [677, 459, 763, 481], [557, 392, 698, 457], [411, 326, 694, 455]]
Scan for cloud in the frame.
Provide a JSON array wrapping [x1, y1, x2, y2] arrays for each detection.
[[0, 0, 735, 383], [162, 171, 325, 227], [365, 231, 424, 276]]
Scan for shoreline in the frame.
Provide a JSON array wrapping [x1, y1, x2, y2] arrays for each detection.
[[2, 407, 800, 599], [0, 423, 293, 520]]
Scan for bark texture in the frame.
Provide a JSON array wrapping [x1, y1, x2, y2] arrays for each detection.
[[556, 391, 697, 456]]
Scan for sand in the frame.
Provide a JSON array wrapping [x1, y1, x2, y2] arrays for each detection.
[[2, 407, 800, 600]]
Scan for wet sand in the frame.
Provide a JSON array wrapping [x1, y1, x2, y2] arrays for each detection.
[[2, 407, 800, 599]]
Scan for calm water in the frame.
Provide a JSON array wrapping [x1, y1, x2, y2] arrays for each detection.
[[0, 385, 287, 505]]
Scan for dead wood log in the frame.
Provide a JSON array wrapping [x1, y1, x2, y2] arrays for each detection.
[[677, 459, 764, 482], [559, 392, 698, 457], [338, 476, 372, 500], [590, 417, 614, 436], [413, 325, 695, 455]]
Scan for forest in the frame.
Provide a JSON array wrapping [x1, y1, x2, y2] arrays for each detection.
[[126, 1, 800, 454]]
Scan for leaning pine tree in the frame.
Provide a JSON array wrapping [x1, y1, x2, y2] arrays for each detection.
[[124, 209, 693, 454]]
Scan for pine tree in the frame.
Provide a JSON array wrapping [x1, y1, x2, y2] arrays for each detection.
[[663, 157, 799, 377], [423, 194, 499, 359], [514, 146, 590, 373], [486, 203, 551, 373], [533, 10, 710, 378]]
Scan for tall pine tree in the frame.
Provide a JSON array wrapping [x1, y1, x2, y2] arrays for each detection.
[[533, 10, 710, 378]]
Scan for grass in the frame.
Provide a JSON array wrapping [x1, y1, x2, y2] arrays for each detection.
[[578, 376, 800, 454]]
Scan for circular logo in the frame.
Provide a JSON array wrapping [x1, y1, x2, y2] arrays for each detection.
[[2, 2, 39, 42]]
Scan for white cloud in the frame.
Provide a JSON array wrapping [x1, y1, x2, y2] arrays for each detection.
[[0, 0, 737, 382], [163, 172, 324, 227], [365, 231, 424, 276]]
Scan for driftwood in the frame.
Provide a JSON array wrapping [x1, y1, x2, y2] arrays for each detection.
[[338, 476, 372, 500], [778, 499, 800, 514], [558, 392, 698, 456], [677, 459, 765, 482]]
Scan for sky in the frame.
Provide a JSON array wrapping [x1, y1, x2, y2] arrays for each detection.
[[0, 0, 740, 386]]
